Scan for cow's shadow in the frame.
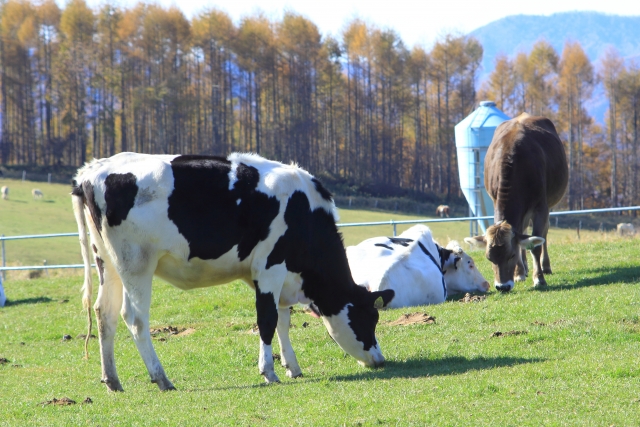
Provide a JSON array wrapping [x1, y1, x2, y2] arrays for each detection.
[[535, 266, 640, 292], [4, 297, 54, 306], [198, 355, 544, 392], [330, 355, 545, 382]]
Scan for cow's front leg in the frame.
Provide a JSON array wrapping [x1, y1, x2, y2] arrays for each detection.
[[276, 307, 302, 378], [514, 250, 527, 282], [254, 279, 282, 384], [531, 208, 550, 287], [120, 272, 175, 391], [541, 240, 552, 275], [94, 255, 124, 392]]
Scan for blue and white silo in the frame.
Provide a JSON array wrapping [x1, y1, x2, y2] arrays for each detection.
[[454, 101, 510, 234]]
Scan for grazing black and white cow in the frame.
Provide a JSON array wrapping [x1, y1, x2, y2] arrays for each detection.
[[347, 225, 489, 308], [465, 113, 568, 291], [72, 152, 394, 391]]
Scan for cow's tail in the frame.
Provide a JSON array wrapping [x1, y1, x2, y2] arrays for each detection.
[[72, 183, 93, 359]]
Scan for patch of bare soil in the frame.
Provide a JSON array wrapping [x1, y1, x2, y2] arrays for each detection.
[[40, 397, 76, 406], [490, 330, 527, 338], [460, 293, 487, 303], [388, 313, 436, 326], [0, 357, 9, 364], [176, 328, 196, 337], [150, 325, 195, 338], [248, 324, 260, 335]]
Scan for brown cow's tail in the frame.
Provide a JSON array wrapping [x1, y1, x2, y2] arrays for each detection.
[[72, 183, 93, 359]]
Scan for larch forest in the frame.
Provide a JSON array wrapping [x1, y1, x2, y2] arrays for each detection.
[[1, 0, 640, 210]]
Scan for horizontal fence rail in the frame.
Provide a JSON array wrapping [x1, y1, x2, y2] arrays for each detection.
[[1, 205, 639, 277]]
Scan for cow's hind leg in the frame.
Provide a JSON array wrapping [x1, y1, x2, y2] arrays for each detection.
[[531, 209, 550, 287], [120, 271, 175, 391], [94, 254, 124, 391], [276, 307, 302, 378]]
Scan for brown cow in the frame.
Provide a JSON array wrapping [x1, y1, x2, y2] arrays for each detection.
[[435, 205, 450, 218], [464, 113, 568, 291]]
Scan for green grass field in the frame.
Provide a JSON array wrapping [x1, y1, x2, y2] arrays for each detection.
[[1, 178, 640, 426], [0, 177, 625, 275]]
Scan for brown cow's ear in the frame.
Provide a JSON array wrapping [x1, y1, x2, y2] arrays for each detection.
[[464, 236, 487, 248], [518, 236, 545, 251]]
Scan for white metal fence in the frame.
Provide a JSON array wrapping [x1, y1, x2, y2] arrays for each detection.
[[2, 206, 639, 280]]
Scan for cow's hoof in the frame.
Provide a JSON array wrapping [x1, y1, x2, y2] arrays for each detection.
[[285, 365, 303, 378], [533, 277, 547, 288], [262, 371, 281, 384], [101, 378, 124, 392], [152, 377, 176, 391], [287, 370, 303, 379]]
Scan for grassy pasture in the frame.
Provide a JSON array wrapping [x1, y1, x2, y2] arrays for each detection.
[[0, 177, 626, 274], [1, 178, 640, 425]]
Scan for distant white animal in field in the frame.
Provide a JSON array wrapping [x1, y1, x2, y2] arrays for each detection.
[[435, 205, 450, 218], [1, 186, 8, 200], [32, 189, 43, 199], [616, 223, 635, 236], [346, 225, 489, 308]]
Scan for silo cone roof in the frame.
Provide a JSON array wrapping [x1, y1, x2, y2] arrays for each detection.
[[455, 101, 511, 148]]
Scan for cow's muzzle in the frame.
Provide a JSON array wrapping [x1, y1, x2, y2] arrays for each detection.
[[495, 281, 514, 292]]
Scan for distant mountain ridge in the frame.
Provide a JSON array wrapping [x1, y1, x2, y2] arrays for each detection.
[[469, 11, 640, 124]]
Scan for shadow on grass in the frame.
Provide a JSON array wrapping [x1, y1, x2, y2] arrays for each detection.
[[192, 355, 544, 392], [533, 265, 640, 293], [5, 297, 54, 306], [333, 355, 545, 381]]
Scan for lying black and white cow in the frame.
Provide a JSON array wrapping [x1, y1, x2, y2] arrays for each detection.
[[72, 152, 394, 391], [346, 225, 489, 308]]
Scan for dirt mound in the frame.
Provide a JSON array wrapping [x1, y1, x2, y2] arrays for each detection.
[[460, 293, 487, 303], [389, 313, 436, 326], [40, 397, 76, 406], [490, 330, 527, 338], [150, 326, 195, 337]]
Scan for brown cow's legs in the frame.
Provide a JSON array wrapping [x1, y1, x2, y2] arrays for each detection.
[[541, 240, 552, 274], [515, 248, 528, 281], [531, 209, 550, 287]]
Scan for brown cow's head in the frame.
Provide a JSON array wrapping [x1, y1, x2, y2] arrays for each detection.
[[464, 221, 544, 292]]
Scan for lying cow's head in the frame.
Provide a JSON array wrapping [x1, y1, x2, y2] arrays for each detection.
[[464, 221, 544, 292], [320, 287, 394, 368], [443, 241, 490, 294]]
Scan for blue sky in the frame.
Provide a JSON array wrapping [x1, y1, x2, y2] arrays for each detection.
[[77, 0, 640, 48]]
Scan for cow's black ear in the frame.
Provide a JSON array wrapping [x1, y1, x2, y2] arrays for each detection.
[[454, 256, 461, 269], [370, 289, 394, 308]]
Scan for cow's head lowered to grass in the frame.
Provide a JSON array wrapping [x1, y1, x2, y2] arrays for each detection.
[[464, 221, 544, 292]]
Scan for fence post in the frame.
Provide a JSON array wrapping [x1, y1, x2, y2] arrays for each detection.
[[392, 221, 397, 236], [48, 173, 51, 184], [22, 171, 26, 182], [1, 235, 5, 281]]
